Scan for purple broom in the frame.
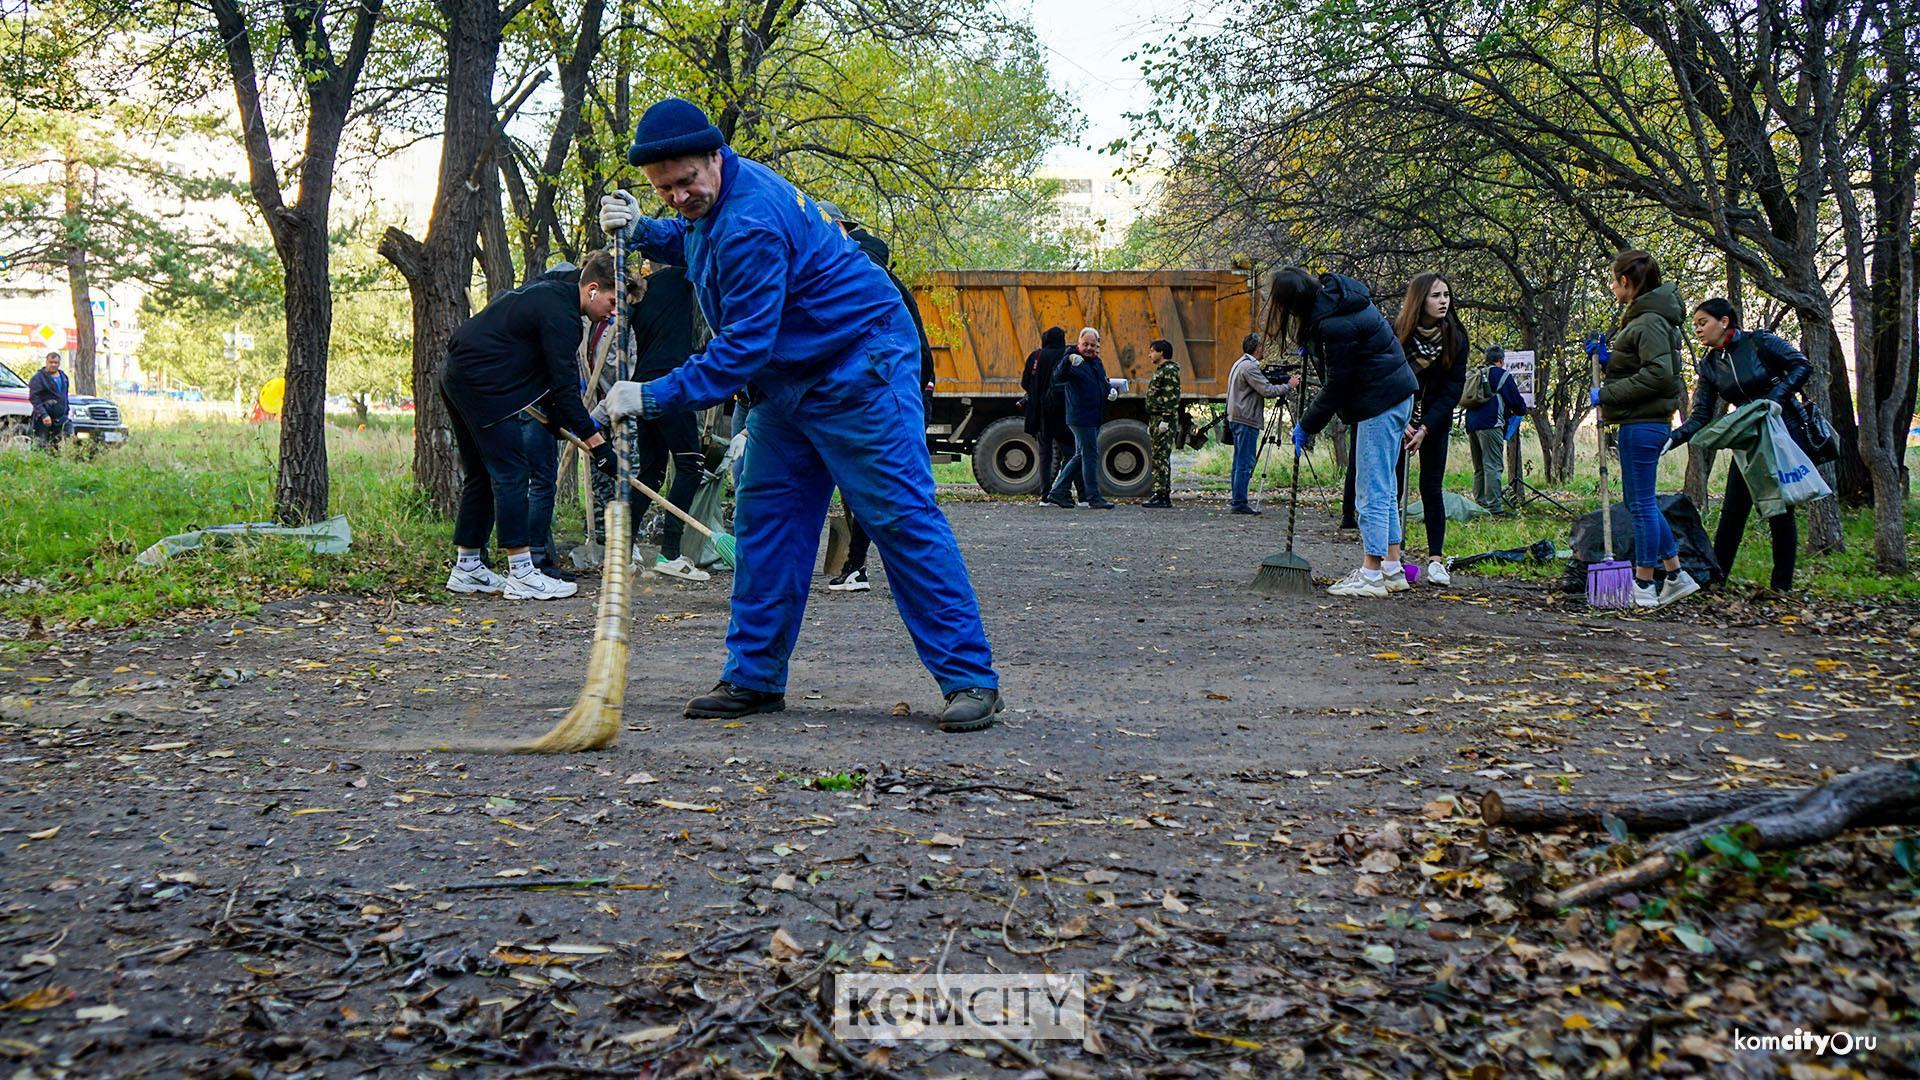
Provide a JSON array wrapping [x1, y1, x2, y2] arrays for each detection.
[[1586, 362, 1635, 608]]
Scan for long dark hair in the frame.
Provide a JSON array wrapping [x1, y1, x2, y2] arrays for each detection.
[[1393, 271, 1464, 371], [1692, 298, 1739, 329], [1611, 249, 1662, 299], [1265, 267, 1321, 352]]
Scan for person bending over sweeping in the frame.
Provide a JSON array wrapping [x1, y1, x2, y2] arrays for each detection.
[[442, 254, 620, 601], [598, 97, 1003, 732], [1275, 268, 1419, 598]]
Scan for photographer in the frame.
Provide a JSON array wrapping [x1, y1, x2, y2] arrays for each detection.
[[1226, 332, 1295, 515]]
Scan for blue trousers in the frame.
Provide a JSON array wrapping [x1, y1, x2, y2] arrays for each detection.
[[725, 312, 998, 696], [1354, 397, 1411, 558], [1228, 420, 1260, 509], [1616, 421, 1678, 569], [1048, 424, 1102, 503]]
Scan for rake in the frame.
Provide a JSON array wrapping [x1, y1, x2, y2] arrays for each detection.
[[530, 407, 739, 570], [1586, 359, 1635, 609]]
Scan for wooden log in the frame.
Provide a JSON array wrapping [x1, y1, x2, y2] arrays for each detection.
[[1483, 787, 1920, 833], [1554, 763, 1920, 909], [1483, 789, 1786, 832]]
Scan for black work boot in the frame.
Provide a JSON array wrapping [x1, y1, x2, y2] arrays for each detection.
[[939, 688, 1004, 733], [1140, 493, 1171, 508], [685, 682, 786, 720]]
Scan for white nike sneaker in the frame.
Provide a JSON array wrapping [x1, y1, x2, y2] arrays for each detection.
[[447, 564, 507, 594], [828, 567, 871, 592], [652, 555, 711, 582], [503, 568, 578, 600], [1328, 569, 1390, 598], [1381, 566, 1411, 592], [1425, 559, 1452, 586]]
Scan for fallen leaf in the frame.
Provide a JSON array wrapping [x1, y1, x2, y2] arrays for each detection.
[[138, 742, 189, 752], [26, 826, 58, 841], [889, 702, 910, 716], [1, 986, 74, 1011], [75, 1004, 128, 1022], [769, 928, 807, 960], [927, 832, 964, 847], [623, 772, 659, 785], [771, 873, 798, 892], [654, 799, 718, 812], [613, 1024, 680, 1047]]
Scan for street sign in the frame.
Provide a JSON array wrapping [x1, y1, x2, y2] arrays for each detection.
[[236, 332, 255, 350], [33, 323, 59, 346], [1504, 350, 1537, 408]]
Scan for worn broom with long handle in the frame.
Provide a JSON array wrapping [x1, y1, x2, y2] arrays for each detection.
[[512, 239, 637, 753]]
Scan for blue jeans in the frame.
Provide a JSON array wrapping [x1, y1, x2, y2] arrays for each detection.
[[1229, 420, 1261, 509], [1354, 398, 1412, 559], [725, 307, 997, 696], [519, 411, 559, 561], [1616, 421, 1677, 569], [1049, 423, 1102, 503]]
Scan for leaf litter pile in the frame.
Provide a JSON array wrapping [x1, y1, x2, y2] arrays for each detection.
[[4, 503, 1920, 1078]]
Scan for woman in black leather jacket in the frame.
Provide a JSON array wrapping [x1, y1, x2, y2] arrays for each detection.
[[1665, 298, 1812, 590]]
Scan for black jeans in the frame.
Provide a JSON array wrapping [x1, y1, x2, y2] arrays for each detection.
[[845, 506, 871, 570], [1717, 466, 1797, 590], [448, 392, 533, 551], [634, 410, 704, 560], [1402, 423, 1450, 555]]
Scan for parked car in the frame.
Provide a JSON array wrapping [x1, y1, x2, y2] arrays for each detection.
[[0, 363, 29, 445], [67, 393, 130, 446]]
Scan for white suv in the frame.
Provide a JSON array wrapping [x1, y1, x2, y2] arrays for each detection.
[[0, 363, 30, 447]]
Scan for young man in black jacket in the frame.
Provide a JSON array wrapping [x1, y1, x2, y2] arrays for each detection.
[[624, 263, 712, 581], [441, 253, 620, 600]]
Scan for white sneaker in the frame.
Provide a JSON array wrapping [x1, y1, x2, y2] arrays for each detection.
[[1381, 566, 1411, 592], [1656, 570, 1700, 608], [652, 555, 711, 582], [447, 564, 507, 594], [1328, 569, 1390, 598], [1632, 581, 1660, 609], [828, 567, 871, 592], [503, 568, 578, 600], [1425, 559, 1452, 586]]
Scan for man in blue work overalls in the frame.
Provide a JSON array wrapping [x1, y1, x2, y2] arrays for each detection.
[[599, 98, 1003, 733]]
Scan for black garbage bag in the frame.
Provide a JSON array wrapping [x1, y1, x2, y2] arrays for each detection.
[[1556, 493, 1724, 593]]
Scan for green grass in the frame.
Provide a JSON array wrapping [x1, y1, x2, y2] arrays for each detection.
[[0, 414, 454, 628]]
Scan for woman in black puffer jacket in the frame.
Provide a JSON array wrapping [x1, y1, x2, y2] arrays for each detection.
[[1276, 268, 1419, 598], [1667, 297, 1813, 590], [1020, 326, 1076, 502]]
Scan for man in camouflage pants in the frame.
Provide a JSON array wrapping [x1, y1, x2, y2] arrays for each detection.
[[1141, 338, 1181, 507]]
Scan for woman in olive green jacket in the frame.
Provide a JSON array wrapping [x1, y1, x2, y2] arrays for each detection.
[[1587, 250, 1698, 609]]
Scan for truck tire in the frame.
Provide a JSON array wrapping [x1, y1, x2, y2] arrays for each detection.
[[1098, 419, 1154, 499], [970, 417, 1042, 495]]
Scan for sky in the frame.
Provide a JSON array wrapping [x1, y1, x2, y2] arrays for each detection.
[[1021, 0, 1189, 166]]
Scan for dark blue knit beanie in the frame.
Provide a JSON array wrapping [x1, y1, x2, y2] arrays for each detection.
[[628, 98, 726, 166]]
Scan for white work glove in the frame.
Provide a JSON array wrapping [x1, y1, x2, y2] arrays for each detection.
[[599, 189, 640, 233], [1107, 387, 1119, 402], [604, 379, 649, 421]]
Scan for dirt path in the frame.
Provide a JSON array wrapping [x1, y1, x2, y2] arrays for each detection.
[[4, 496, 1917, 1077]]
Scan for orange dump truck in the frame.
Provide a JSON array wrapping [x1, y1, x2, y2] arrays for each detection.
[[910, 269, 1258, 497]]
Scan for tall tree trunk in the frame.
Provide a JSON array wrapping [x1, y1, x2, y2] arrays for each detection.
[[391, 0, 509, 516], [62, 148, 98, 396], [274, 211, 335, 524], [1799, 315, 1847, 554], [478, 165, 515, 297]]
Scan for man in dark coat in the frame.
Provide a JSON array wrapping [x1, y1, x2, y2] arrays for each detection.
[[28, 351, 69, 449], [626, 263, 711, 582], [441, 252, 620, 601]]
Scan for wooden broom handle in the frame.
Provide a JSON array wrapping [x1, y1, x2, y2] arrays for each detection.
[[530, 406, 718, 542]]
